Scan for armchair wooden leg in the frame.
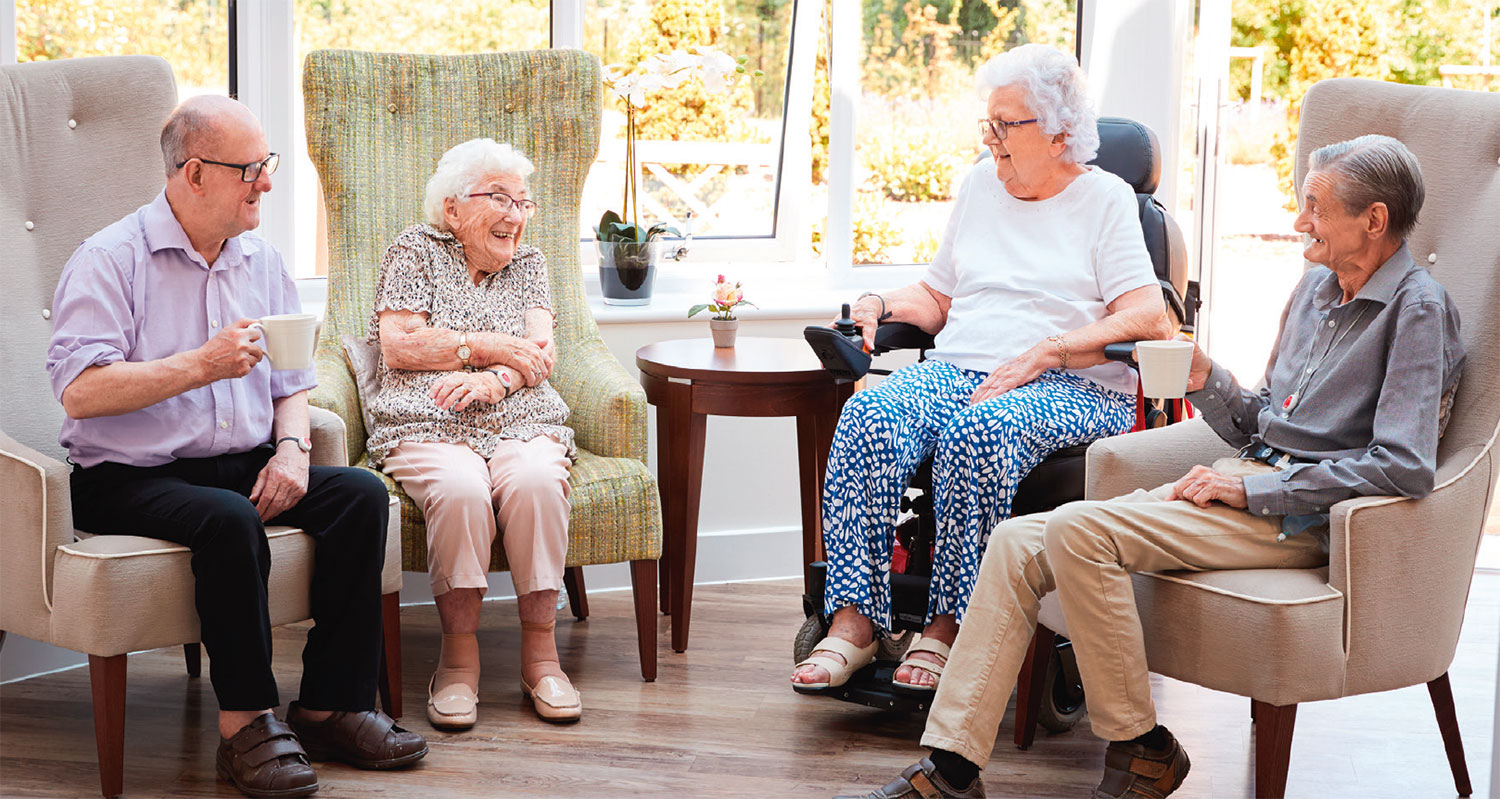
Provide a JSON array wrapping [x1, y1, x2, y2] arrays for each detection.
[[1251, 700, 1297, 799], [378, 591, 403, 720], [89, 654, 126, 799], [1013, 624, 1056, 750], [629, 559, 658, 682], [183, 643, 201, 678], [563, 566, 589, 621], [1427, 672, 1473, 797]]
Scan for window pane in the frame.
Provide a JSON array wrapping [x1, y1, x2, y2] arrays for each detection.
[[16, 0, 230, 96], [580, 0, 796, 242], [850, 0, 1075, 265], [290, 0, 551, 278]]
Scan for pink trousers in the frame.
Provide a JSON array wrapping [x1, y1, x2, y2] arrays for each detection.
[[383, 438, 571, 597]]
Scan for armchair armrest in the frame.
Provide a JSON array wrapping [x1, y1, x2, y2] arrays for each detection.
[[310, 348, 364, 465], [308, 406, 349, 468], [1328, 442, 1494, 695], [551, 337, 648, 462], [0, 430, 73, 639], [1084, 417, 1236, 500]]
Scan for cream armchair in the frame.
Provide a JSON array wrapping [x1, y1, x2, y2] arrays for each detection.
[[0, 56, 404, 798], [1015, 79, 1500, 798]]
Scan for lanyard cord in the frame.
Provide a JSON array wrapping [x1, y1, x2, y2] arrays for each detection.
[[1286, 303, 1369, 416]]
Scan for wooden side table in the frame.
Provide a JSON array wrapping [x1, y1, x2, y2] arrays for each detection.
[[637, 337, 855, 653]]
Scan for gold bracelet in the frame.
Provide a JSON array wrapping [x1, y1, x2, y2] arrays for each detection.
[[1048, 334, 1070, 369]]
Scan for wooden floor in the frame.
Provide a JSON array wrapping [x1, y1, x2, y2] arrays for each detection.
[[1, 574, 1494, 799]]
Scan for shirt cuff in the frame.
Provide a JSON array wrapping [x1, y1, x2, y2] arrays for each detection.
[[1241, 471, 1287, 517], [47, 343, 124, 403], [270, 366, 318, 400]]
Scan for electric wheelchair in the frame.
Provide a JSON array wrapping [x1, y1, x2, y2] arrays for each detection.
[[797, 117, 1197, 738]]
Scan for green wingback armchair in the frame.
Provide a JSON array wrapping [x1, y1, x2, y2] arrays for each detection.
[[302, 49, 661, 680]]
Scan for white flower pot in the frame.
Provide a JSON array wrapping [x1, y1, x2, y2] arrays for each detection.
[[709, 318, 738, 348]]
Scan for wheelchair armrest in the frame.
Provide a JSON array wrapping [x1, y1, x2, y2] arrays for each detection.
[[1104, 342, 1139, 366], [872, 322, 936, 355]]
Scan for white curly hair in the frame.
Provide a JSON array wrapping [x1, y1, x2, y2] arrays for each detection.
[[423, 138, 536, 229], [975, 44, 1099, 165]]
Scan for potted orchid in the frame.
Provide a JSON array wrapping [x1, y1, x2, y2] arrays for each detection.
[[688, 274, 756, 347], [596, 47, 758, 305]]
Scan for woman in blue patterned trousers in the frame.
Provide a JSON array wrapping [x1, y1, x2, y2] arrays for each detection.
[[791, 44, 1175, 696]]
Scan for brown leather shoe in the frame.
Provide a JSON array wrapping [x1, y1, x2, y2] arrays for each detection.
[[286, 703, 428, 770], [215, 713, 318, 798], [1091, 727, 1191, 798], [832, 757, 985, 799]]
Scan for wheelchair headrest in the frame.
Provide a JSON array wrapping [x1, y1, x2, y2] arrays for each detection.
[[1089, 117, 1161, 195]]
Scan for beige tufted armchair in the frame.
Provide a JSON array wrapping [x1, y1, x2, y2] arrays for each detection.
[[1015, 79, 1500, 798], [0, 56, 404, 798]]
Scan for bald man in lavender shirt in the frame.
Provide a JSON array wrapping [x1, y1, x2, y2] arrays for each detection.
[[46, 96, 424, 799]]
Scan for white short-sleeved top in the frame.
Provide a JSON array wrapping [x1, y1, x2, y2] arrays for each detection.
[[921, 161, 1158, 396]]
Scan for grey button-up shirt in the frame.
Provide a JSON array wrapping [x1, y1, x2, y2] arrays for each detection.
[[1186, 244, 1465, 537]]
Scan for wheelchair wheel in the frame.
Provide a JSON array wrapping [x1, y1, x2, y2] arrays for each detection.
[[793, 614, 830, 663], [1038, 640, 1087, 733]]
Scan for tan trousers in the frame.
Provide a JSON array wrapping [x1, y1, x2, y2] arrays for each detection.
[[921, 458, 1326, 765], [383, 438, 571, 597]]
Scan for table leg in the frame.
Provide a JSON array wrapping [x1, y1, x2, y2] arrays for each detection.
[[795, 396, 844, 595], [658, 381, 707, 653]]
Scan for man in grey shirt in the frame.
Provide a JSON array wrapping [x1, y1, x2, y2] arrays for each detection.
[[838, 134, 1465, 799]]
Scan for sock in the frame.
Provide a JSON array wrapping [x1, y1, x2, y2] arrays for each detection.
[[520, 619, 564, 685], [929, 748, 980, 788], [1125, 724, 1169, 751], [434, 633, 480, 693]]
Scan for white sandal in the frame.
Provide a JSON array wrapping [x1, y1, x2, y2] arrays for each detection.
[[891, 635, 950, 694], [792, 636, 878, 694]]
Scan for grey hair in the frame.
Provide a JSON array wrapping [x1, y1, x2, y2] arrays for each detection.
[[975, 44, 1099, 164], [1308, 134, 1425, 240], [160, 96, 246, 178], [423, 139, 536, 229]]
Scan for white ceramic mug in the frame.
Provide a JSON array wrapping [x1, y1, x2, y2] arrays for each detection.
[[250, 313, 317, 371], [1135, 339, 1196, 399]]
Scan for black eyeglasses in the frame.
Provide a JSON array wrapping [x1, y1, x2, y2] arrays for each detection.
[[466, 191, 539, 219], [978, 118, 1039, 141], [176, 153, 280, 182]]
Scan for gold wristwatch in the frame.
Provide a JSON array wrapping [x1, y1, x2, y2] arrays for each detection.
[[456, 331, 472, 370]]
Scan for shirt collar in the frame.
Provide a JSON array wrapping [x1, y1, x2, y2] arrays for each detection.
[[1312, 242, 1414, 310], [141, 190, 255, 270]]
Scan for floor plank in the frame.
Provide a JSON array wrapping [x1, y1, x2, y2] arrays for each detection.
[[1, 574, 1494, 798]]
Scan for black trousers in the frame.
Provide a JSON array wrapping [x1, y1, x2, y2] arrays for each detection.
[[71, 446, 389, 712]]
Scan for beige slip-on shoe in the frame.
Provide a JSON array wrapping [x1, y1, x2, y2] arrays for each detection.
[[426, 674, 479, 731], [521, 674, 582, 723]]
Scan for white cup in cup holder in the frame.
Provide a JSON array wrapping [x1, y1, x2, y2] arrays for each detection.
[[1135, 339, 1195, 399], [249, 313, 317, 371]]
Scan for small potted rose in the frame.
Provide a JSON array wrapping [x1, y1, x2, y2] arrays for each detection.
[[688, 274, 756, 347]]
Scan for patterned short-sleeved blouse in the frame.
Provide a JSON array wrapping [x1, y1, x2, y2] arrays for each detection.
[[365, 223, 574, 467]]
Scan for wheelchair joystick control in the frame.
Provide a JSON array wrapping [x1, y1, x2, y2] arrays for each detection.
[[803, 303, 873, 381], [834, 303, 860, 341]]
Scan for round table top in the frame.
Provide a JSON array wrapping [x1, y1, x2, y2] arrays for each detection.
[[635, 336, 835, 384]]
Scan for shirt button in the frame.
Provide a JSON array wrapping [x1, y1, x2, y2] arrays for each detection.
[[24, 220, 34, 231], [1427, 252, 1438, 264], [1327, 320, 1337, 328], [1305, 367, 1314, 374], [1262, 507, 1271, 515], [211, 320, 219, 328], [67, 118, 77, 129], [1206, 393, 1216, 400], [219, 420, 229, 429]]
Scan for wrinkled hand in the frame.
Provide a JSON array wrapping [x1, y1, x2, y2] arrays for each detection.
[[1167, 464, 1249, 508], [430, 370, 505, 412], [250, 448, 309, 522], [500, 336, 551, 387], [970, 348, 1046, 405], [198, 318, 264, 381], [527, 337, 557, 383], [1178, 333, 1214, 393], [833, 296, 883, 352]]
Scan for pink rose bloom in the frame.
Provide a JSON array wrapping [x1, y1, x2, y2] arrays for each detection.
[[713, 282, 741, 306]]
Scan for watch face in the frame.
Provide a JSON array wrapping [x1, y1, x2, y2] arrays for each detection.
[[457, 344, 472, 360]]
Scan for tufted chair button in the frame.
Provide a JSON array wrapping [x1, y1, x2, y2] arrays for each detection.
[[41, 308, 52, 320], [25, 220, 35, 231], [1428, 252, 1438, 264], [504, 102, 514, 112], [387, 102, 398, 113], [68, 118, 77, 129]]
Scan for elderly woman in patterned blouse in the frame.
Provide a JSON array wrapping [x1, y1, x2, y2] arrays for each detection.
[[367, 138, 579, 729]]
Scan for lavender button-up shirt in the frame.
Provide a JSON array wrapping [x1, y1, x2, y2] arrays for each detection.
[[46, 191, 316, 468]]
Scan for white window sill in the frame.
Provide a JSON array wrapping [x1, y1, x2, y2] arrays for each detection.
[[295, 259, 929, 327]]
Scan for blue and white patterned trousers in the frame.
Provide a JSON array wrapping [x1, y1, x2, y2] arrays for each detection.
[[821, 360, 1135, 627]]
